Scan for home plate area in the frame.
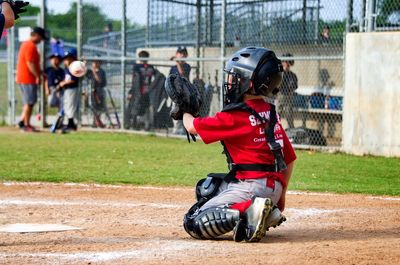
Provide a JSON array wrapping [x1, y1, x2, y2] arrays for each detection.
[[0, 182, 399, 265]]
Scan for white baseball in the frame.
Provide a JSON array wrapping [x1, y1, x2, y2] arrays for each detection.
[[69, 61, 87, 78]]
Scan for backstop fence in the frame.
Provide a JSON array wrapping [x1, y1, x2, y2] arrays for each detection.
[[1, 0, 399, 147]]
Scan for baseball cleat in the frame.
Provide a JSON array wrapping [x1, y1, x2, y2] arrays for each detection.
[[243, 196, 273, 242], [232, 219, 246, 242], [265, 207, 286, 231]]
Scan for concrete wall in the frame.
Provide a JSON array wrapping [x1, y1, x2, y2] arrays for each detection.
[[343, 32, 400, 157]]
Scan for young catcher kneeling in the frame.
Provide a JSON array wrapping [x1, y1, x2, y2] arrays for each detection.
[[165, 47, 296, 242]]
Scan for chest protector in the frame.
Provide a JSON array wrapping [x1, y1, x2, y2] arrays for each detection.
[[195, 102, 287, 202], [220, 102, 287, 183]]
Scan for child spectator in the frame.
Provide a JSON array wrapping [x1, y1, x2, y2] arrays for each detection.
[[45, 53, 64, 112], [59, 48, 79, 131], [126, 50, 155, 130], [87, 58, 109, 127]]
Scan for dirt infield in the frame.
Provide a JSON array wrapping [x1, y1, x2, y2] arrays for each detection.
[[0, 182, 399, 265]]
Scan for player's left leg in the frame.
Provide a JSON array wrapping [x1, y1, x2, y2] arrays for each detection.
[[183, 206, 240, 239], [184, 180, 264, 241]]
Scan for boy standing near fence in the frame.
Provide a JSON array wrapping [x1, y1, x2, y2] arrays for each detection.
[[126, 50, 155, 130], [45, 53, 64, 112], [87, 58, 110, 128], [58, 49, 79, 131]]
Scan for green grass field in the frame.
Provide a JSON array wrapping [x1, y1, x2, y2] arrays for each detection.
[[0, 130, 399, 196]]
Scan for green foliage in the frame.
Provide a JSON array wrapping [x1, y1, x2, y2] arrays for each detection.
[[377, 0, 400, 26], [47, 3, 108, 42], [0, 131, 399, 196], [14, 3, 139, 43], [14, 5, 40, 27], [322, 20, 345, 40], [21, 4, 40, 16], [46, 8, 76, 41]]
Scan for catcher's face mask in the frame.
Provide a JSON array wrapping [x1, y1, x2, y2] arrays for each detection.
[[223, 69, 251, 105], [223, 47, 283, 105]]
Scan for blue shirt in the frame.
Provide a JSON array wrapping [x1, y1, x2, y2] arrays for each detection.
[[46, 66, 65, 88]]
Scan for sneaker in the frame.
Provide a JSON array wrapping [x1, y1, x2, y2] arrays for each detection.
[[18, 121, 24, 130], [265, 207, 286, 231], [67, 123, 77, 131], [24, 125, 39, 133], [243, 197, 273, 242]]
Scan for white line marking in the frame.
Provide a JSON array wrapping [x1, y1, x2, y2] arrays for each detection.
[[366, 196, 400, 201], [0, 198, 187, 209], [0, 223, 81, 233], [285, 208, 340, 220], [288, 191, 400, 201], [287, 191, 337, 196], [1, 181, 190, 191], [2, 182, 399, 201], [0, 240, 206, 262]]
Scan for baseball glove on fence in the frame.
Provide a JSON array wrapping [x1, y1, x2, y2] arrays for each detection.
[[1, 1, 29, 20], [164, 74, 202, 120]]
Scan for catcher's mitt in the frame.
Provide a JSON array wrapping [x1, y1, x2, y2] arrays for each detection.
[[1, 0, 29, 20], [164, 74, 202, 120]]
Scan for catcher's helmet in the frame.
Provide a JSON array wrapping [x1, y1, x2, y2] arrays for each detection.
[[224, 47, 283, 104]]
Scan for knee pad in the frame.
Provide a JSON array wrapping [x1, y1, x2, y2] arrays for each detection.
[[195, 173, 226, 201], [184, 207, 240, 239]]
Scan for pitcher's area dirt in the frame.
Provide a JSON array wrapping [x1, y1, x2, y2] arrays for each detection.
[[0, 182, 399, 265]]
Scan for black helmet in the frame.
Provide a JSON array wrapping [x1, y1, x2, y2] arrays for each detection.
[[224, 47, 283, 104]]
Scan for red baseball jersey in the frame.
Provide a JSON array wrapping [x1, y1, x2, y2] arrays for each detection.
[[193, 98, 296, 187]]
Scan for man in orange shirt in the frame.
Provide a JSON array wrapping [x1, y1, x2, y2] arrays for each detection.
[[16, 26, 48, 132]]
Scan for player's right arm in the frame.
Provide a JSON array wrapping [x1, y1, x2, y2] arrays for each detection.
[[186, 111, 239, 144]]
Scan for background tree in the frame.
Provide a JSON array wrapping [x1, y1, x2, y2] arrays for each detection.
[[377, 0, 400, 26]]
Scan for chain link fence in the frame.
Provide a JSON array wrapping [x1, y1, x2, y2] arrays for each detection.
[[1, 0, 399, 147]]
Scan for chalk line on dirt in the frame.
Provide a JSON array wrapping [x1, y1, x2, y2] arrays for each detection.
[[0, 239, 207, 262], [1, 182, 190, 191], [366, 196, 400, 201], [2, 182, 399, 201], [0, 223, 82, 233], [285, 208, 340, 221], [0, 198, 187, 209]]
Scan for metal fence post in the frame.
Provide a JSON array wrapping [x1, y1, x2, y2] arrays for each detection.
[[219, 0, 226, 110], [77, 0, 83, 126], [40, 0, 47, 128], [346, 0, 353, 33], [366, 0, 376, 32], [302, 0, 307, 44], [146, 0, 150, 47], [314, 0, 320, 43], [121, 0, 127, 129], [361, 0, 366, 32], [195, 0, 201, 79], [7, 27, 16, 125]]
